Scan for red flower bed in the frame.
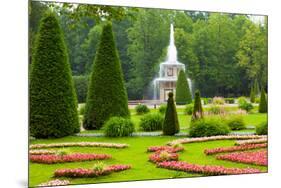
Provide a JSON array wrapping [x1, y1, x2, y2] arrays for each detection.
[[217, 150, 267, 166], [149, 151, 179, 163], [30, 153, 111, 164], [157, 161, 261, 175], [204, 143, 267, 155], [54, 165, 131, 178], [147, 146, 184, 153]]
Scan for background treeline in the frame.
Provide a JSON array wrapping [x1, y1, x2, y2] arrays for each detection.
[[29, 2, 268, 102]]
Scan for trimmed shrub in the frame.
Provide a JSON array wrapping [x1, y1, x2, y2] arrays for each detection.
[[259, 88, 267, 113], [163, 92, 180, 135], [139, 113, 164, 131], [212, 97, 225, 105], [189, 117, 230, 137], [225, 98, 235, 104], [237, 97, 248, 106], [73, 75, 89, 103], [184, 104, 193, 115], [158, 104, 167, 114], [253, 79, 260, 96], [104, 117, 134, 137], [30, 12, 79, 138], [250, 85, 255, 103], [225, 116, 246, 130], [135, 104, 150, 115], [239, 102, 253, 112], [83, 23, 130, 130], [256, 122, 268, 135], [175, 70, 192, 105], [192, 90, 203, 120]]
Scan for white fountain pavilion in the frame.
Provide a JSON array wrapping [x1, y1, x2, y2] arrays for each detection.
[[153, 24, 191, 102]]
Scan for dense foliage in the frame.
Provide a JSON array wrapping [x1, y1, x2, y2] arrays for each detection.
[[158, 104, 167, 114], [175, 70, 192, 105], [30, 12, 79, 138], [139, 113, 164, 131], [135, 104, 150, 115], [104, 117, 134, 137], [83, 23, 130, 130], [189, 117, 230, 137], [225, 116, 246, 130], [73, 76, 89, 103], [192, 90, 203, 120], [256, 122, 268, 135], [163, 93, 180, 135], [259, 88, 267, 113], [184, 104, 194, 115]]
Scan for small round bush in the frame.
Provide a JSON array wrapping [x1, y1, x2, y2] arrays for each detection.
[[104, 117, 134, 137], [212, 97, 225, 105], [237, 96, 248, 106], [239, 102, 253, 112], [256, 122, 268, 135], [255, 97, 260, 104], [158, 104, 167, 114], [184, 104, 193, 115], [225, 98, 235, 104], [189, 117, 230, 137], [139, 113, 164, 131], [225, 116, 246, 130], [135, 104, 150, 115]]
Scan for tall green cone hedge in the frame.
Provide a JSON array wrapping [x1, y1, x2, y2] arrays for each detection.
[[175, 70, 192, 105], [30, 12, 80, 138], [254, 79, 260, 96], [163, 92, 180, 135], [250, 85, 255, 103], [259, 88, 267, 113], [83, 22, 130, 130], [192, 90, 203, 121]]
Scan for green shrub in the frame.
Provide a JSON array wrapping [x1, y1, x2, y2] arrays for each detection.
[[83, 23, 130, 130], [104, 117, 134, 137], [212, 97, 225, 105], [237, 96, 248, 106], [192, 90, 203, 120], [30, 12, 80, 138], [135, 104, 150, 115], [93, 162, 105, 172], [175, 70, 192, 105], [189, 117, 230, 137], [250, 85, 255, 103], [239, 102, 253, 112], [158, 104, 167, 114], [255, 97, 260, 103], [139, 113, 164, 131], [184, 104, 193, 115], [79, 104, 85, 115], [259, 88, 267, 113], [163, 92, 180, 135], [256, 122, 268, 135], [225, 116, 246, 130], [225, 98, 235, 104], [73, 76, 89, 103], [207, 105, 224, 115], [56, 149, 71, 156]]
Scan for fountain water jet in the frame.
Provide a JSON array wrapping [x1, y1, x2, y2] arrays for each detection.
[[153, 24, 192, 102]]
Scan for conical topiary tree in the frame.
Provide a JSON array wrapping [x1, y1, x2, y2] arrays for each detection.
[[259, 88, 267, 113], [163, 92, 180, 135], [250, 85, 255, 103], [175, 70, 192, 105], [83, 22, 130, 130], [192, 90, 203, 121], [30, 11, 80, 138], [253, 79, 260, 96]]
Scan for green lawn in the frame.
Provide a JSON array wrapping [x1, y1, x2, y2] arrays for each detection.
[[29, 136, 267, 187]]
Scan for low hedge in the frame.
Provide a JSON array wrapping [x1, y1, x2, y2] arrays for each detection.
[[225, 116, 246, 130], [135, 104, 150, 115], [139, 113, 164, 131], [104, 117, 134, 137]]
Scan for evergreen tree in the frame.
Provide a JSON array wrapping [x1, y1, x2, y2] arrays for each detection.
[[250, 85, 255, 103], [259, 88, 267, 113], [83, 22, 130, 130], [30, 11, 80, 138], [175, 70, 192, 105], [163, 92, 180, 135], [192, 90, 203, 120], [253, 79, 260, 96]]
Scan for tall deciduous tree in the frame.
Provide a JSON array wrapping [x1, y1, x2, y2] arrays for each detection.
[[83, 22, 130, 130], [30, 11, 80, 138], [176, 70, 192, 105]]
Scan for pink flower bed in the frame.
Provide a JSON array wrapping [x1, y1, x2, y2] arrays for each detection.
[[149, 151, 179, 163], [30, 142, 128, 149], [156, 161, 261, 175], [204, 143, 267, 155], [30, 153, 111, 164], [217, 150, 267, 166], [168, 135, 267, 145], [147, 146, 184, 153], [54, 165, 131, 178], [38, 179, 70, 187]]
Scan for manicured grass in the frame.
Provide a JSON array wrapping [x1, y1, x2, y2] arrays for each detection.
[[29, 136, 267, 187]]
